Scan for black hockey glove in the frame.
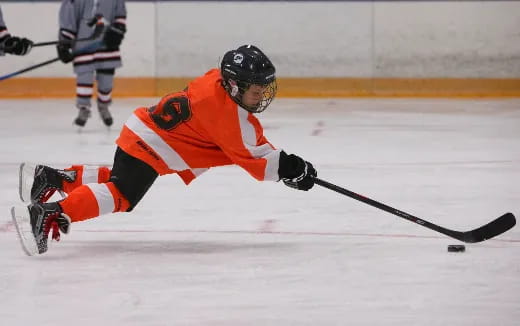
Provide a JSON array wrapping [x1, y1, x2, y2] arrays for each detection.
[[103, 22, 126, 50], [278, 151, 317, 191], [56, 41, 74, 63], [4, 36, 33, 56]]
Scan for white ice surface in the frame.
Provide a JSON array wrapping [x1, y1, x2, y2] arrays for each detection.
[[0, 98, 519, 325]]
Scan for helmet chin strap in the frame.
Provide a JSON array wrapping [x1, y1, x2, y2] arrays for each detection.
[[228, 79, 240, 97]]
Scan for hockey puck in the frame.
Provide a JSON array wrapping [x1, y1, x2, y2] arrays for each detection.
[[447, 244, 466, 252]]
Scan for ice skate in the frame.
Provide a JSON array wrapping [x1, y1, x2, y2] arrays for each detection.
[[19, 163, 76, 203], [98, 105, 113, 127], [74, 106, 91, 127], [11, 202, 71, 256]]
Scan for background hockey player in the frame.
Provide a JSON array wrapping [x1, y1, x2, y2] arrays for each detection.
[[14, 45, 317, 256], [57, 0, 127, 127], [0, 6, 33, 56]]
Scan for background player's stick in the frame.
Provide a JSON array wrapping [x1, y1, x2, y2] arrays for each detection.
[[32, 21, 105, 47], [33, 36, 98, 47], [314, 177, 516, 243], [0, 57, 60, 81], [3, 25, 103, 53], [0, 22, 105, 81], [0, 41, 102, 81]]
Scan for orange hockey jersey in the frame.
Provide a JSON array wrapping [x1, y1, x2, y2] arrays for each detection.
[[116, 69, 281, 185]]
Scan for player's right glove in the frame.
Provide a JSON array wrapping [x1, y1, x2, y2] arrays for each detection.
[[4, 36, 33, 56], [56, 40, 74, 63], [278, 151, 317, 191], [103, 22, 126, 50]]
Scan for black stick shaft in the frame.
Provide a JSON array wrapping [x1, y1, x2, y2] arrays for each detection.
[[33, 34, 100, 47], [33, 23, 104, 47], [33, 41, 61, 47], [314, 177, 515, 243], [0, 58, 60, 81], [315, 178, 440, 228], [0, 40, 103, 82]]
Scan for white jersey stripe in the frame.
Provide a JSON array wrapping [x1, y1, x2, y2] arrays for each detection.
[[87, 183, 114, 215], [125, 114, 190, 171], [73, 51, 121, 64], [60, 30, 76, 40], [236, 108, 280, 181], [192, 168, 209, 176], [74, 54, 94, 63], [82, 166, 99, 184], [264, 150, 281, 181], [92, 51, 121, 59]]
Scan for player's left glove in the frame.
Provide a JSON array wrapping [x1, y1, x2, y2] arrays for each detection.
[[278, 151, 317, 191], [56, 40, 74, 63], [103, 22, 126, 50], [4, 36, 33, 55]]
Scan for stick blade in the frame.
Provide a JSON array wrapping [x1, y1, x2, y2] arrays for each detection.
[[461, 212, 516, 243]]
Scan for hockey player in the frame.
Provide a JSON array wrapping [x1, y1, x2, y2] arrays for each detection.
[[57, 0, 127, 127], [0, 6, 33, 56], [14, 45, 317, 256]]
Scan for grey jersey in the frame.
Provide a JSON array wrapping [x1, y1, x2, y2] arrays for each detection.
[[0, 6, 7, 31], [58, 0, 127, 73], [0, 6, 10, 55]]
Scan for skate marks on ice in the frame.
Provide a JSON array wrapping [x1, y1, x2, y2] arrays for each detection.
[[0, 220, 14, 232], [45, 237, 299, 259]]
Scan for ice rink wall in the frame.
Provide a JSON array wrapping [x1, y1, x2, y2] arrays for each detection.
[[1, 0, 519, 97]]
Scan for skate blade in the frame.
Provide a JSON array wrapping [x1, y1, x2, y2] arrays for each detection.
[[18, 162, 66, 204], [18, 162, 35, 203], [11, 205, 39, 256]]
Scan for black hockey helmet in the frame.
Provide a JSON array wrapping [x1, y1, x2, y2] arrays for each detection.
[[221, 45, 277, 113]]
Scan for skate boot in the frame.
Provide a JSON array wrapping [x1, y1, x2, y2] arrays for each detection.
[[74, 106, 91, 127], [31, 165, 76, 203], [98, 105, 113, 126], [29, 202, 71, 254]]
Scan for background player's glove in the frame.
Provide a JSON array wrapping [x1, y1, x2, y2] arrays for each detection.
[[4, 36, 33, 55], [56, 41, 73, 63], [103, 23, 126, 50], [278, 151, 317, 191]]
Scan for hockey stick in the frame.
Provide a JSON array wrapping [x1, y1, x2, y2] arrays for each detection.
[[0, 57, 60, 81], [314, 178, 516, 243], [0, 40, 102, 81], [0, 21, 105, 81], [33, 36, 98, 47], [33, 17, 105, 47]]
